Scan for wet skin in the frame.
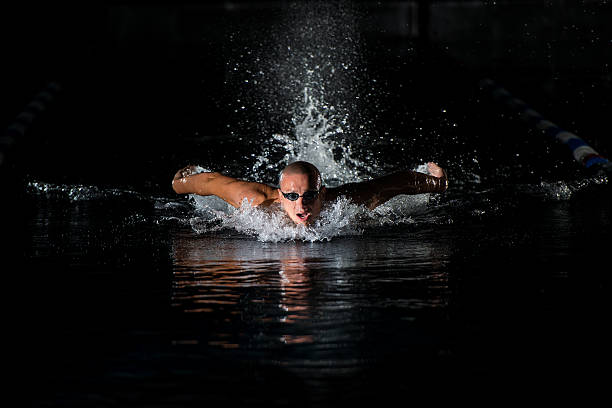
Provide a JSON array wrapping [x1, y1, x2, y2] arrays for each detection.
[[278, 173, 326, 225], [172, 162, 447, 226]]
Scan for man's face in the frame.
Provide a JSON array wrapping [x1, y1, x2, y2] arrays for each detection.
[[278, 172, 325, 225]]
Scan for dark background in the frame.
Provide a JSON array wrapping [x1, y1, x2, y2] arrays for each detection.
[[2, 2, 611, 404], [2, 0, 611, 188]]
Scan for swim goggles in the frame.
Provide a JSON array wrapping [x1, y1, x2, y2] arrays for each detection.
[[281, 189, 320, 201]]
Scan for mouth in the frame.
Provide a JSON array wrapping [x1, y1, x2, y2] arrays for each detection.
[[296, 212, 311, 222]]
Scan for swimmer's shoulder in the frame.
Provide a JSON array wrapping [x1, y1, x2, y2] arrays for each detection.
[[257, 197, 281, 208], [322, 186, 343, 203], [235, 183, 278, 208]]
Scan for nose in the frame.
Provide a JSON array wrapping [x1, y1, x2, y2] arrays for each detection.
[[295, 196, 308, 211]]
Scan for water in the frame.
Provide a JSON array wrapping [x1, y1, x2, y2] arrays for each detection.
[[7, 1, 612, 406], [20, 167, 611, 405]]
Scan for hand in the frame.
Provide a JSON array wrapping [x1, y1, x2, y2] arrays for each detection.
[[173, 165, 202, 181], [427, 162, 448, 192], [427, 162, 445, 178]]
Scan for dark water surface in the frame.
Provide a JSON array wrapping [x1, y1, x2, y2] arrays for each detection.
[[3, 1, 611, 406], [15, 177, 611, 405]]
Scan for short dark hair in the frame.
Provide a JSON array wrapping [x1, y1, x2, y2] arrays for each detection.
[[279, 161, 323, 188]]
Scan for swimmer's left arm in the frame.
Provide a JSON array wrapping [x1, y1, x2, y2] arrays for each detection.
[[327, 162, 448, 209]]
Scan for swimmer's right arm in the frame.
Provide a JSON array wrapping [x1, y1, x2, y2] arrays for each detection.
[[172, 165, 279, 208]]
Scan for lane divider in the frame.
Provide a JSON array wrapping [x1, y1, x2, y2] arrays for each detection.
[[479, 78, 611, 174], [1, 82, 62, 167]]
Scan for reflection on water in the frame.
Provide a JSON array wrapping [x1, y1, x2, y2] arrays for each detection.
[[171, 231, 451, 356]]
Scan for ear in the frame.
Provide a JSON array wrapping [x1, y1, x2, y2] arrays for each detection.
[[320, 186, 327, 200], [277, 188, 283, 200]]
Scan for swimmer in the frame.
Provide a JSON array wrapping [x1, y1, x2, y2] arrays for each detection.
[[172, 161, 448, 225]]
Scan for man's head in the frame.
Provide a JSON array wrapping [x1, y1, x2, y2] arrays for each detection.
[[278, 161, 325, 225]]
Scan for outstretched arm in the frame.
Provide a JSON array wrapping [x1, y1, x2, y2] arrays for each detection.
[[326, 162, 448, 210], [172, 165, 279, 208]]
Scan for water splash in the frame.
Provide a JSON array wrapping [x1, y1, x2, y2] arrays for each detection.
[[26, 181, 145, 201], [533, 173, 609, 201], [252, 87, 378, 187], [186, 195, 433, 243], [226, 1, 383, 185]]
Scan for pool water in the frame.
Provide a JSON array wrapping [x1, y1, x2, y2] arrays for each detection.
[[5, 1, 611, 406], [17, 180, 611, 405]]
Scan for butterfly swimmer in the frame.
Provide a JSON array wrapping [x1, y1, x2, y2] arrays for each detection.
[[172, 161, 448, 225]]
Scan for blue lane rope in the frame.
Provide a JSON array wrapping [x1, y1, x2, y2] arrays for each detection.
[[479, 78, 611, 174]]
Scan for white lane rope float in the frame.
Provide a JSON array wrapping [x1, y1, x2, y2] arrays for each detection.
[[1, 82, 62, 167], [479, 78, 611, 175]]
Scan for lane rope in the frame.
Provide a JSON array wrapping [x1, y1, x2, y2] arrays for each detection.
[[479, 78, 611, 175], [1, 82, 62, 167]]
